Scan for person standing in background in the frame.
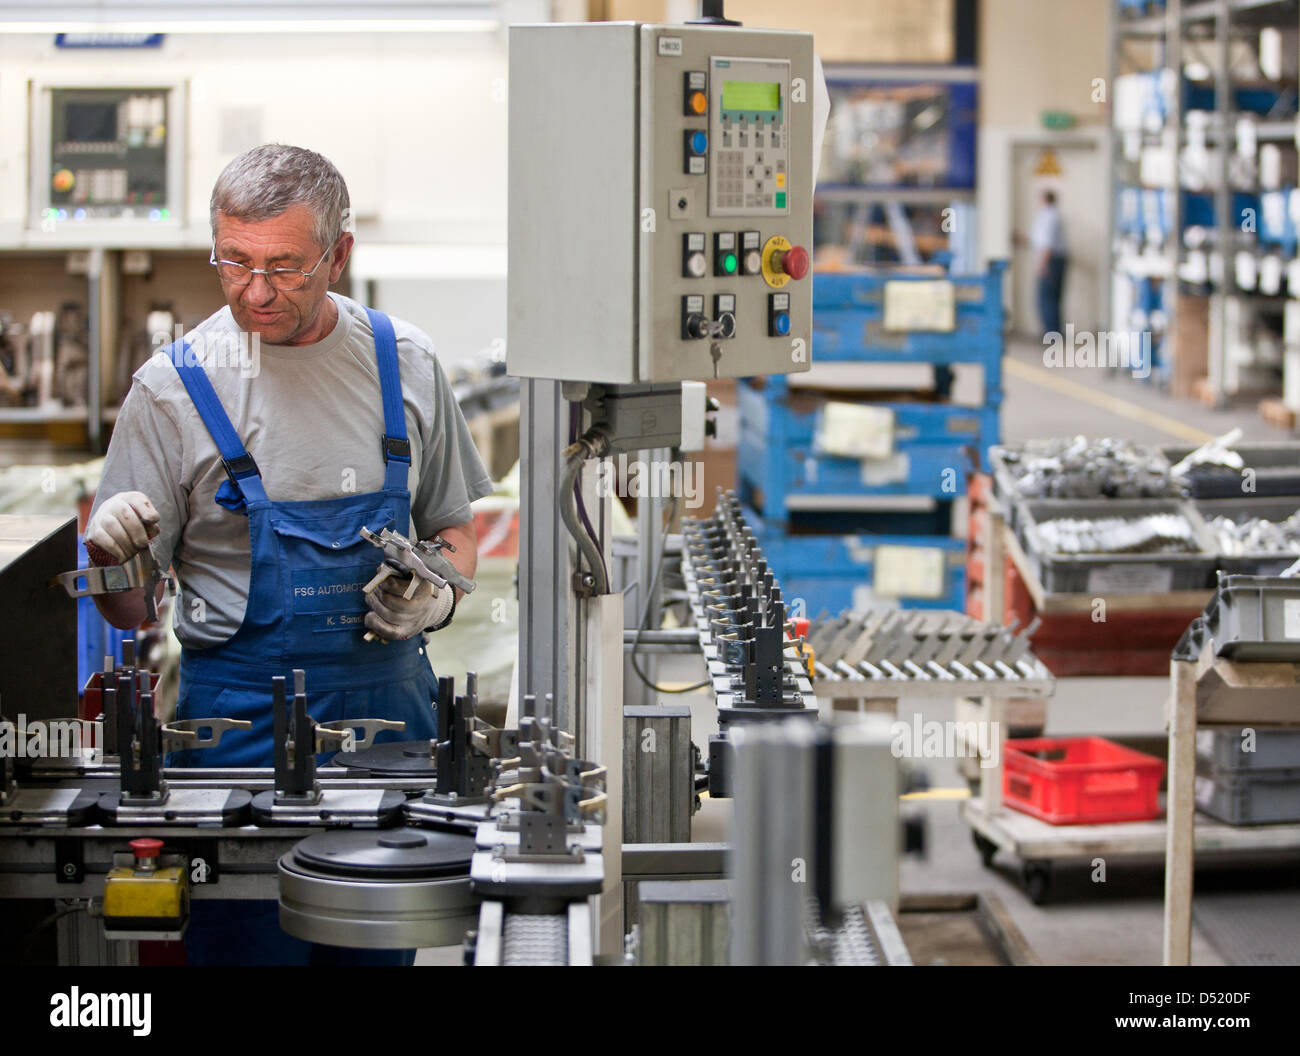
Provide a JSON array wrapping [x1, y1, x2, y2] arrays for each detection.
[[1031, 189, 1068, 339]]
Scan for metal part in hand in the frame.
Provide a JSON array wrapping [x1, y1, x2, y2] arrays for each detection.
[[360, 526, 476, 597], [53, 548, 174, 622]]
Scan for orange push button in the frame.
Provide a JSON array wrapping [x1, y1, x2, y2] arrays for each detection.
[[683, 71, 708, 116]]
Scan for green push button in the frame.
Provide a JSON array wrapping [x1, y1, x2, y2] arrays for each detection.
[[775, 191, 787, 209], [723, 252, 738, 274]]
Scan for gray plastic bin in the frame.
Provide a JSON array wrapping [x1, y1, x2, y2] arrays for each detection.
[[1195, 765, 1300, 825], [1193, 497, 1300, 576], [1019, 498, 1218, 596], [1163, 441, 1300, 499], [1196, 727, 1300, 772], [1208, 574, 1300, 662]]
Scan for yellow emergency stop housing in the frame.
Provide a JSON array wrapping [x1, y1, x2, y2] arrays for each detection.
[[760, 235, 793, 289], [103, 853, 189, 940]]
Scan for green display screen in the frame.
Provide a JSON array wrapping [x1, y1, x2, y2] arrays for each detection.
[[722, 80, 780, 112]]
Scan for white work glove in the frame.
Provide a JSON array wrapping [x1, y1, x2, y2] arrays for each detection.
[[363, 574, 455, 641], [85, 491, 161, 564]]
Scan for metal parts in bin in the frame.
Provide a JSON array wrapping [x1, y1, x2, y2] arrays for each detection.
[[1019, 499, 1218, 595], [1205, 507, 1300, 558], [992, 437, 1179, 502], [1163, 439, 1300, 499]]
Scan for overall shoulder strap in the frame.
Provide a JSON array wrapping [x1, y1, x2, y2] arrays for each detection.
[[168, 342, 268, 504], [364, 307, 411, 492]]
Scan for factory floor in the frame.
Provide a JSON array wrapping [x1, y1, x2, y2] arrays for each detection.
[[663, 340, 1300, 967], [1001, 333, 1293, 446]]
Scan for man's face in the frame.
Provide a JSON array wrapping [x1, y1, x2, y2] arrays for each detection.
[[213, 203, 352, 346]]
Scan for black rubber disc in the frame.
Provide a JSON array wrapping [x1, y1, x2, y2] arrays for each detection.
[[331, 739, 437, 776], [289, 826, 474, 880]]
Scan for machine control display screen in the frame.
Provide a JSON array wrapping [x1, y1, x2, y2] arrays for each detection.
[[64, 102, 119, 143], [709, 57, 790, 217], [721, 80, 780, 113]]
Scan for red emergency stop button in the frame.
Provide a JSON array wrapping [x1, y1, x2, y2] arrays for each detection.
[[777, 245, 810, 280], [130, 838, 164, 860]]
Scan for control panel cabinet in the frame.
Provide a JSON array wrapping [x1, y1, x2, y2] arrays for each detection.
[[508, 22, 813, 383]]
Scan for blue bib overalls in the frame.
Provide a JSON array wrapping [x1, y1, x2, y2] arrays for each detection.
[[167, 308, 439, 965]]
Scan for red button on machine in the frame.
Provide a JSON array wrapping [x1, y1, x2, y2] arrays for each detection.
[[130, 838, 164, 860], [776, 244, 810, 280]]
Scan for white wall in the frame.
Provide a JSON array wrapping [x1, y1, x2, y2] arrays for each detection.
[[0, 29, 511, 247], [977, 0, 1110, 268]]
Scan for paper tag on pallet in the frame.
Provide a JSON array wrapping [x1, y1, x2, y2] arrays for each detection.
[[1284, 598, 1300, 639], [883, 279, 955, 332], [1085, 563, 1173, 595], [861, 452, 910, 486], [873, 545, 946, 599], [816, 402, 894, 460]]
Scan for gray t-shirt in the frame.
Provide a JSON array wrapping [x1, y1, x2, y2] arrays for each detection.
[[91, 293, 493, 648]]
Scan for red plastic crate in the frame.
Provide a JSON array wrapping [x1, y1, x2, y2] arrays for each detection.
[[1003, 736, 1165, 825], [81, 669, 161, 722]]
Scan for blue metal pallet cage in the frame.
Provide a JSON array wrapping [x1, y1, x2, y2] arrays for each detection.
[[734, 261, 1004, 612], [810, 261, 1006, 381], [737, 376, 999, 519], [744, 509, 968, 613]]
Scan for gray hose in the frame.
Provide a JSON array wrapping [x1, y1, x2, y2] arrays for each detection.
[[559, 447, 610, 595]]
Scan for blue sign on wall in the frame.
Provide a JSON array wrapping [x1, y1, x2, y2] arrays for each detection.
[[55, 33, 164, 49]]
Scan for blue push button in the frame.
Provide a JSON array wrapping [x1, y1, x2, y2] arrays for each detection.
[[690, 131, 708, 155], [774, 312, 790, 336]]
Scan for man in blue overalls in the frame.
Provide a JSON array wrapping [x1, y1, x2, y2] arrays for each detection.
[[84, 144, 494, 965]]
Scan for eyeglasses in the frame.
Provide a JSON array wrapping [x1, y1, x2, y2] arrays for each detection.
[[209, 240, 336, 292]]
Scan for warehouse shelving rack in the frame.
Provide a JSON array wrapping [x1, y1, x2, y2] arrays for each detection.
[[1108, 0, 1300, 409]]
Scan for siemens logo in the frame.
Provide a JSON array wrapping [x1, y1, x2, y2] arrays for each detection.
[[49, 988, 151, 1037]]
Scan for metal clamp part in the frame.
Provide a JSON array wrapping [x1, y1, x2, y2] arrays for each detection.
[[315, 718, 406, 753], [160, 717, 253, 753]]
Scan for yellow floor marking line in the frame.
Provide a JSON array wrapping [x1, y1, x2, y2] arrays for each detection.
[[1004, 358, 1215, 445], [900, 788, 972, 801]]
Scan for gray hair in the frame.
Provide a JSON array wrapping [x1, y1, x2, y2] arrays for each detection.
[[210, 144, 350, 250]]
